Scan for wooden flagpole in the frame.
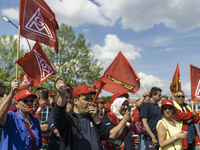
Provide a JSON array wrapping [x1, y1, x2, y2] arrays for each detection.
[[16, 26, 20, 79], [140, 80, 147, 92]]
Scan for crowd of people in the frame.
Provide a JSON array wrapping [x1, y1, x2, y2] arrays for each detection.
[[0, 77, 199, 150]]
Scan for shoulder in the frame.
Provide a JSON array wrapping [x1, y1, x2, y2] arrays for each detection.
[[156, 119, 166, 129]]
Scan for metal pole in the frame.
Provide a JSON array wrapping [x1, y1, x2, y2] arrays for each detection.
[[2, 16, 32, 51]]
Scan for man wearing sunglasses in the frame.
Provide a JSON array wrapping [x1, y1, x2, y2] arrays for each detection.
[[173, 90, 200, 150], [0, 83, 43, 149]]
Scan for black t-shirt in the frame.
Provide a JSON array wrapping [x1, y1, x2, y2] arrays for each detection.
[[76, 114, 100, 150], [47, 110, 60, 150], [140, 100, 162, 137]]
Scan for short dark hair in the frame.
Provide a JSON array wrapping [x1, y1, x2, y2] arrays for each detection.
[[160, 105, 177, 115], [162, 95, 168, 100], [150, 87, 162, 97], [37, 87, 49, 99]]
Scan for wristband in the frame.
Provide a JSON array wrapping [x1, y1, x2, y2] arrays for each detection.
[[174, 136, 177, 140]]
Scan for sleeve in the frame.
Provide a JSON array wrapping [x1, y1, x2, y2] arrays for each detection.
[[173, 109, 194, 121], [156, 120, 166, 130], [0, 111, 13, 129], [47, 110, 56, 132], [94, 120, 110, 140], [53, 104, 68, 132], [192, 110, 199, 123], [102, 114, 115, 130], [139, 103, 149, 118]]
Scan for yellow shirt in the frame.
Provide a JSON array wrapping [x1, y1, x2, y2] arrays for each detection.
[[156, 119, 182, 150]]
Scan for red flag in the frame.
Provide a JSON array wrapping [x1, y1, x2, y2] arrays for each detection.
[[18, 72, 34, 91], [91, 51, 140, 102], [170, 62, 181, 97], [17, 41, 56, 87], [19, 0, 59, 53], [190, 64, 200, 101]]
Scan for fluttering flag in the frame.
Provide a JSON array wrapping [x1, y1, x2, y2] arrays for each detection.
[[19, 0, 59, 53], [18, 72, 34, 92], [17, 41, 56, 87], [170, 62, 181, 97], [91, 51, 140, 103], [190, 64, 200, 101]]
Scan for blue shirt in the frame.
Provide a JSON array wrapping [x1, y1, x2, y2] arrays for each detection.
[[140, 100, 162, 138], [76, 113, 100, 150], [0, 110, 42, 150]]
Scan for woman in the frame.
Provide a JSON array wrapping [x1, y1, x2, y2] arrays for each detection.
[[156, 100, 187, 150], [102, 96, 137, 150]]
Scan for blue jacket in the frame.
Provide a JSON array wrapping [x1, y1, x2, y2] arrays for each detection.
[[0, 110, 42, 150]]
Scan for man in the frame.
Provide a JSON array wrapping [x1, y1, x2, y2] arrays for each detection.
[[160, 95, 168, 103], [53, 77, 112, 150], [0, 79, 42, 150], [34, 87, 52, 147], [48, 91, 55, 108], [140, 87, 162, 150], [173, 90, 200, 150], [47, 84, 73, 150]]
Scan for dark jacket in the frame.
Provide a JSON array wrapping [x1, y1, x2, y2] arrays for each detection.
[[53, 104, 110, 150]]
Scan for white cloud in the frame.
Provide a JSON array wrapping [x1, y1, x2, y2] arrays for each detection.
[[148, 37, 171, 47], [138, 72, 164, 88], [93, 34, 141, 62], [3, 0, 200, 32], [1, 7, 19, 21], [155, 47, 176, 53], [182, 82, 191, 94]]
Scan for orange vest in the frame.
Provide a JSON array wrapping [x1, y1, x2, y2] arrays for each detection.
[[34, 101, 51, 144]]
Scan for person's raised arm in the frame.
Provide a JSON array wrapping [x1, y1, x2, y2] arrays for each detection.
[[0, 79, 19, 126], [55, 76, 67, 107], [136, 90, 149, 108]]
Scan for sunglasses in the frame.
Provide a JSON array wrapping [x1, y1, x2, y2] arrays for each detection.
[[176, 95, 185, 98], [21, 99, 34, 103], [163, 107, 173, 111]]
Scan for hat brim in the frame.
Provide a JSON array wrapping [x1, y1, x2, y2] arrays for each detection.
[[17, 94, 37, 101]]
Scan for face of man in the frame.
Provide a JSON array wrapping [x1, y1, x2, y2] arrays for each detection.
[[0, 85, 5, 97], [74, 94, 93, 115], [119, 100, 129, 116], [17, 96, 34, 113], [161, 97, 167, 103], [175, 91, 185, 106], [152, 91, 161, 103]]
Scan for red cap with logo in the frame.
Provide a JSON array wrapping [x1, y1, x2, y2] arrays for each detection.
[[66, 84, 73, 91], [72, 84, 96, 98], [15, 89, 37, 102], [97, 99, 104, 103], [110, 93, 129, 104], [161, 100, 174, 108]]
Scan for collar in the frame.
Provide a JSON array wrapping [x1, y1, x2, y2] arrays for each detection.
[[16, 110, 33, 123]]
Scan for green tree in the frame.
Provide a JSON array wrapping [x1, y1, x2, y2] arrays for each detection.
[[0, 35, 26, 92], [40, 23, 103, 93]]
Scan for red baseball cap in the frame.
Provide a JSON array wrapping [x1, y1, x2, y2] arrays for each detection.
[[161, 100, 174, 108], [110, 93, 129, 104], [72, 84, 96, 98], [49, 91, 55, 97], [103, 102, 111, 110], [16, 89, 37, 102], [66, 84, 73, 91], [97, 99, 104, 103]]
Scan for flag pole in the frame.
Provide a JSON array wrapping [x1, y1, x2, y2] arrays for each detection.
[[16, 26, 20, 79], [140, 80, 147, 92]]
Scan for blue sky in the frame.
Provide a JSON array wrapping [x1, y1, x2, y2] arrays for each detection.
[[1, 0, 200, 97]]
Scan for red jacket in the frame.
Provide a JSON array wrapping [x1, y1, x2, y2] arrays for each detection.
[[132, 108, 145, 134], [173, 103, 200, 149]]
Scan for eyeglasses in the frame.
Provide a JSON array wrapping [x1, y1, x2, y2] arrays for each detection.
[[163, 107, 173, 111], [21, 99, 34, 103], [176, 95, 185, 98]]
